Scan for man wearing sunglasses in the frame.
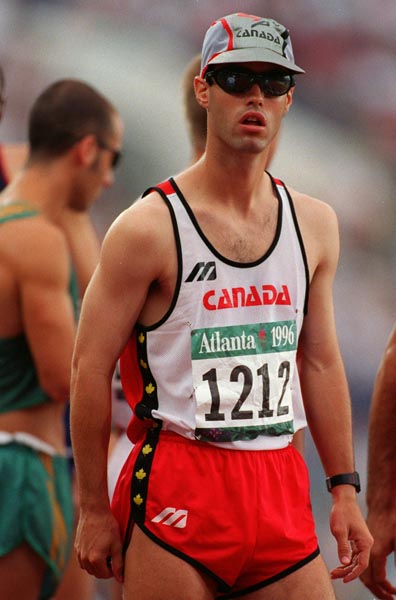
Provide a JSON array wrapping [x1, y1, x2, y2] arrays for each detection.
[[0, 78, 123, 600], [71, 13, 372, 600]]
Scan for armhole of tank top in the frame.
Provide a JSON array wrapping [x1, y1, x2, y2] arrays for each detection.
[[284, 186, 310, 315], [269, 175, 310, 315], [138, 182, 183, 331]]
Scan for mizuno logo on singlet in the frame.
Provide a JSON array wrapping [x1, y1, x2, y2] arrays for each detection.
[[203, 284, 291, 310], [185, 261, 217, 282], [151, 507, 188, 528]]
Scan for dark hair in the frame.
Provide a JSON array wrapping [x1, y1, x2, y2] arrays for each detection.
[[182, 54, 207, 155], [28, 79, 116, 159]]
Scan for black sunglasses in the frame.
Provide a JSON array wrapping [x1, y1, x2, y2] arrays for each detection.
[[97, 139, 122, 169], [205, 68, 295, 97]]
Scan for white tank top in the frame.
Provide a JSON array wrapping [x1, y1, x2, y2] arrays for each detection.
[[121, 175, 309, 450]]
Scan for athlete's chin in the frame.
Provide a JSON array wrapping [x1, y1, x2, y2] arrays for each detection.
[[237, 140, 267, 155], [232, 132, 266, 151]]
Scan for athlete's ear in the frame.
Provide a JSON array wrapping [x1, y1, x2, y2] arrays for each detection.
[[194, 75, 209, 110], [284, 87, 294, 114], [74, 134, 98, 167]]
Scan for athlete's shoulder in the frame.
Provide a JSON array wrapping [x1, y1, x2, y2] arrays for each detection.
[[0, 204, 67, 255], [285, 184, 338, 225], [112, 188, 173, 234], [101, 184, 175, 269], [0, 216, 70, 289], [142, 177, 180, 199], [284, 185, 340, 275]]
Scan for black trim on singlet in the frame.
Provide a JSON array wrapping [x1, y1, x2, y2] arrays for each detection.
[[268, 174, 310, 315], [168, 176, 283, 269], [133, 324, 160, 423], [139, 184, 183, 331]]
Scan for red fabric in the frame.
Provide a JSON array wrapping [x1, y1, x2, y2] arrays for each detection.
[[112, 431, 318, 593]]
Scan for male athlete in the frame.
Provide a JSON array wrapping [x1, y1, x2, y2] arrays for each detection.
[[0, 79, 123, 600], [71, 14, 372, 599]]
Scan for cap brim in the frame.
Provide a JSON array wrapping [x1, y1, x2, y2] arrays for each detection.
[[208, 48, 305, 74]]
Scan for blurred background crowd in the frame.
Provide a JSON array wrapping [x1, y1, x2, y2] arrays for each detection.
[[0, 1, 394, 599]]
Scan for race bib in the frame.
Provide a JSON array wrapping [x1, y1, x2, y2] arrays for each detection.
[[191, 320, 296, 442]]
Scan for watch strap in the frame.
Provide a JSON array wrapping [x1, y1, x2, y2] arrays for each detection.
[[326, 471, 361, 493]]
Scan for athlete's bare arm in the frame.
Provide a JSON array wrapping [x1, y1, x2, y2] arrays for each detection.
[[0, 215, 77, 450], [71, 193, 175, 582], [0, 216, 75, 401], [360, 325, 396, 599], [292, 190, 372, 581]]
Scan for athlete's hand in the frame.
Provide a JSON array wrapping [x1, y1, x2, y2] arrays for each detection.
[[75, 508, 124, 583], [359, 510, 396, 600], [328, 489, 373, 583]]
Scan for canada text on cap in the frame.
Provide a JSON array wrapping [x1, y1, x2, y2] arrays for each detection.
[[201, 13, 305, 76]]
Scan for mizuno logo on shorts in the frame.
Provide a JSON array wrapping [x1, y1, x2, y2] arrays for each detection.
[[151, 507, 188, 528]]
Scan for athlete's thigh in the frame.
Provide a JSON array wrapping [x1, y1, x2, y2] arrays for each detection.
[[0, 542, 46, 600], [244, 555, 337, 600], [124, 525, 218, 600]]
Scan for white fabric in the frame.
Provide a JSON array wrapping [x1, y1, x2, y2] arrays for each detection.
[[131, 178, 308, 450], [0, 431, 57, 455]]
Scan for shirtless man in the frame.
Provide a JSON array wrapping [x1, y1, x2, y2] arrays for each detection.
[[0, 78, 123, 600], [71, 14, 372, 599], [0, 64, 113, 600]]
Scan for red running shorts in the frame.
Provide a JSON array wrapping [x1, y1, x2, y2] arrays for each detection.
[[111, 428, 319, 596]]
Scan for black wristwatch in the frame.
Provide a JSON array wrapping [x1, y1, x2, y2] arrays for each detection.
[[326, 471, 361, 493]]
